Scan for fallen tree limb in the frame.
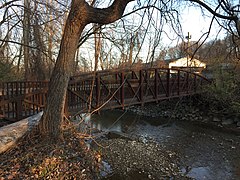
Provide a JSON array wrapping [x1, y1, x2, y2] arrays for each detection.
[[0, 112, 43, 154]]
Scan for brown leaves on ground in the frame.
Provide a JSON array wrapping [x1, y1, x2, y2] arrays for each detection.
[[0, 131, 100, 179]]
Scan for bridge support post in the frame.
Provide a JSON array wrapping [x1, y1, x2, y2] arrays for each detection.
[[16, 100, 22, 121], [120, 72, 124, 109], [154, 69, 158, 102], [186, 72, 189, 94], [194, 74, 197, 93], [96, 73, 100, 110], [166, 69, 170, 97], [177, 70, 180, 96], [139, 70, 144, 106], [15, 83, 22, 121]]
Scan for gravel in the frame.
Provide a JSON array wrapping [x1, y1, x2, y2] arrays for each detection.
[[95, 138, 190, 179]]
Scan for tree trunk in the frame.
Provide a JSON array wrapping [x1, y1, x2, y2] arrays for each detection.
[[47, 0, 54, 79], [39, 0, 134, 141], [23, 0, 30, 80], [39, 0, 88, 140], [129, 34, 134, 65], [32, 14, 47, 80]]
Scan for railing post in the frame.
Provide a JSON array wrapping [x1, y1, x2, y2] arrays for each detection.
[[16, 100, 22, 121], [186, 72, 189, 94], [166, 69, 170, 97], [139, 70, 144, 105], [96, 73, 100, 109], [120, 71, 124, 109], [177, 70, 180, 96], [2, 82, 5, 98], [64, 90, 69, 119], [154, 69, 158, 101], [15, 82, 18, 96], [15, 82, 22, 120], [194, 74, 197, 92], [6, 82, 9, 97], [132, 71, 134, 79]]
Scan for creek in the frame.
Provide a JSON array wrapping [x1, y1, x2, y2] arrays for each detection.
[[90, 109, 240, 180]]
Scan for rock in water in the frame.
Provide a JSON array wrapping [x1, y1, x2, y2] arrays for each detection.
[[213, 117, 221, 122], [221, 118, 234, 125], [237, 122, 240, 127]]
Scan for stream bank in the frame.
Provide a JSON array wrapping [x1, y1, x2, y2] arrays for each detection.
[[91, 98, 240, 179]]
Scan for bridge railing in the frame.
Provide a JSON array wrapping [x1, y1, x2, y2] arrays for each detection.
[[67, 68, 210, 117], [0, 68, 210, 121], [0, 81, 48, 121]]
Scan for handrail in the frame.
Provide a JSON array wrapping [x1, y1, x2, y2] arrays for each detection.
[[0, 67, 210, 123]]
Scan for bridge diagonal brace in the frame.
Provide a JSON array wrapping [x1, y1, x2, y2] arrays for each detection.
[[180, 75, 188, 93], [157, 73, 167, 95], [67, 88, 95, 109], [23, 99, 45, 108], [125, 79, 141, 102], [169, 77, 178, 95], [99, 79, 122, 106], [83, 91, 97, 104], [143, 73, 156, 98], [131, 71, 139, 79]]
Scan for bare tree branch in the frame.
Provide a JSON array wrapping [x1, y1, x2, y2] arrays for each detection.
[[189, 0, 237, 21], [189, 0, 240, 36], [0, 0, 19, 9], [86, 0, 135, 24]]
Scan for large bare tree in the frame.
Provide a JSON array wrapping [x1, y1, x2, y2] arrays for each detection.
[[2, 0, 239, 141], [39, 0, 240, 141], [39, 0, 134, 141]]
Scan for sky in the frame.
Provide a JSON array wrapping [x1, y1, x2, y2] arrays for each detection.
[[0, 0, 228, 67], [78, 1, 228, 67], [137, 2, 228, 61], [180, 5, 225, 43]]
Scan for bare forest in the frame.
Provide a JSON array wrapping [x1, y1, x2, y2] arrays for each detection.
[[0, 0, 240, 179]]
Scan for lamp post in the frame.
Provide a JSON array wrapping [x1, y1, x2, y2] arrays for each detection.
[[185, 32, 191, 69]]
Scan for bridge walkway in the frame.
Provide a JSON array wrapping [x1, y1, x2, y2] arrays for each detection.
[[0, 67, 210, 123]]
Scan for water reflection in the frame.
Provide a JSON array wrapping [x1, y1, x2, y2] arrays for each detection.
[[91, 110, 140, 132]]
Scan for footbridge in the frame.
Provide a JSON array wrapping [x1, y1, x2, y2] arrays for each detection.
[[0, 67, 210, 123]]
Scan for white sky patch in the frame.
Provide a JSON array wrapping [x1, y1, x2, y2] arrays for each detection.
[[181, 7, 211, 41], [180, 5, 226, 43]]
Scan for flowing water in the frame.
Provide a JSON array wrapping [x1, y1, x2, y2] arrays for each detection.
[[90, 109, 240, 180]]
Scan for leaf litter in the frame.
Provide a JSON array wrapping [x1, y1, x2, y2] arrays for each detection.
[[0, 130, 101, 179]]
